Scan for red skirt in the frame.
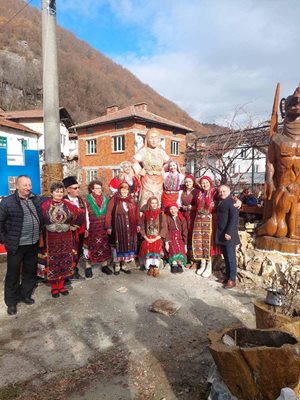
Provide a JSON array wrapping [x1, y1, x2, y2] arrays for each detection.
[[168, 231, 187, 266], [139, 235, 162, 261]]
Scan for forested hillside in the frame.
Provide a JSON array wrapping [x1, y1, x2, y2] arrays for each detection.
[[0, 0, 208, 133]]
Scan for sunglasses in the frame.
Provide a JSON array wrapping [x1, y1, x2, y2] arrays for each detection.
[[69, 186, 80, 190]]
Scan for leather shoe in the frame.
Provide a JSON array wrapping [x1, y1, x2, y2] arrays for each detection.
[[85, 267, 93, 279], [21, 297, 35, 305], [224, 280, 236, 289], [102, 266, 113, 275], [217, 277, 228, 284], [121, 268, 131, 274], [7, 305, 17, 315]]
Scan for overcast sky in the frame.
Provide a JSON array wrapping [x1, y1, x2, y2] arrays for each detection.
[[30, 0, 300, 126]]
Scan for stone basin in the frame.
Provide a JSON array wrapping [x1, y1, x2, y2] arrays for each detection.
[[208, 327, 300, 400]]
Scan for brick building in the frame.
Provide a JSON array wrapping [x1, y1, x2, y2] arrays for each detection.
[[73, 103, 193, 189]]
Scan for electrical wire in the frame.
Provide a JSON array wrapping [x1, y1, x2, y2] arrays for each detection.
[[1, 0, 34, 29]]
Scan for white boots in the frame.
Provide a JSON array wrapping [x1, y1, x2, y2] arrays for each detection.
[[196, 259, 212, 278]]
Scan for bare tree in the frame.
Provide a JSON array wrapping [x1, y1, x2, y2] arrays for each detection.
[[186, 108, 272, 189]]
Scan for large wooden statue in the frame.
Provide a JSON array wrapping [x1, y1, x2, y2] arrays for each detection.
[[256, 84, 300, 253]]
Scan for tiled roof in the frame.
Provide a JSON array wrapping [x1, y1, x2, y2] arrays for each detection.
[[0, 118, 41, 136], [72, 104, 193, 132], [1, 107, 74, 128], [1, 109, 43, 119]]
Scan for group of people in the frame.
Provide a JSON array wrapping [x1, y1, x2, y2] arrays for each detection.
[[0, 129, 240, 316]]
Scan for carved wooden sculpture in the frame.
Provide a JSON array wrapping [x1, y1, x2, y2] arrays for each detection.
[[256, 84, 300, 253]]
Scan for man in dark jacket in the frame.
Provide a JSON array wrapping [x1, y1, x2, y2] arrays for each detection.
[[0, 175, 42, 315], [215, 185, 240, 289]]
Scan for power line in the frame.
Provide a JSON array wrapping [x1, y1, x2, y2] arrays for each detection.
[[1, 0, 34, 29]]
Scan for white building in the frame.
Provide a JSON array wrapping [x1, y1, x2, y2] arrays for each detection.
[[1, 107, 77, 158], [0, 118, 40, 165]]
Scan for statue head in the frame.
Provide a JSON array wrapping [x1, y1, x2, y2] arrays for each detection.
[[146, 129, 160, 149], [284, 86, 300, 122]]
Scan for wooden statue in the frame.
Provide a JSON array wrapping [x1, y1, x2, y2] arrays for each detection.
[[256, 84, 300, 253]]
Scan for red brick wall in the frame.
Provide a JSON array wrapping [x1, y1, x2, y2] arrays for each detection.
[[78, 119, 186, 191]]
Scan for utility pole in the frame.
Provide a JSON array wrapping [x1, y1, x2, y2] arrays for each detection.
[[41, 0, 63, 194]]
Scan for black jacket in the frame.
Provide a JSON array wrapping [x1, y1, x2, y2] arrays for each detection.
[[215, 195, 240, 246], [0, 191, 43, 254]]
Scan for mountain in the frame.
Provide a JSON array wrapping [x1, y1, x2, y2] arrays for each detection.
[[0, 0, 209, 134]]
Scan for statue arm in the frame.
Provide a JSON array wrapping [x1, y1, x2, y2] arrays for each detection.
[[265, 142, 276, 201]]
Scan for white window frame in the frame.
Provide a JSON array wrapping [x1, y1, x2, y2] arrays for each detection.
[[112, 135, 125, 153], [86, 169, 98, 183], [86, 139, 96, 155], [171, 140, 179, 156]]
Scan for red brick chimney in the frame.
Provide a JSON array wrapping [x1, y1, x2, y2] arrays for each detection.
[[106, 105, 119, 114], [134, 102, 148, 112]]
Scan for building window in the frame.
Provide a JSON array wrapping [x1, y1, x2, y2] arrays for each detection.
[[113, 135, 125, 152], [86, 139, 96, 154], [86, 169, 98, 183], [21, 139, 28, 152], [254, 164, 259, 173], [0, 136, 7, 148], [171, 140, 179, 156], [112, 169, 120, 177], [240, 149, 247, 159]]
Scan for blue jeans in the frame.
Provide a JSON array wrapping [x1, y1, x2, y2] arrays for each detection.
[[220, 245, 237, 281]]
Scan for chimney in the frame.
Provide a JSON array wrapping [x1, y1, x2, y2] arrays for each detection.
[[134, 102, 148, 112], [106, 105, 119, 114]]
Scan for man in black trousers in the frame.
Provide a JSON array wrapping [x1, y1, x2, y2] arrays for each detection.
[[0, 175, 42, 315], [215, 184, 240, 289]]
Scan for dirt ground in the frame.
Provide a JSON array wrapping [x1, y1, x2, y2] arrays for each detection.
[[0, 257, 263, 400]]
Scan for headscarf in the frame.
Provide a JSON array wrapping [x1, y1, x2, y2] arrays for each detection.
[[144, 196, 162, 221], [166, 203, 183, 220], [184, 174, 195, 183], [199, 175, 214, 188], [198, 176, 217, 209], [116, 182, 133, 204]]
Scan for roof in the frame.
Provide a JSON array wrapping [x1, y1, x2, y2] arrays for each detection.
[[1, 107, 74, 129], [0, 118, 41, 136], [72, 104, 193, 133]]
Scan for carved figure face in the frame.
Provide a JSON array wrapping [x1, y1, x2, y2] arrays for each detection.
[[285, 87, 300, 120], [147, 131, 160, 148]]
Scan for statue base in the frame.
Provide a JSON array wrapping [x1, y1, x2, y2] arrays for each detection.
[[255, 236, 300, 254]]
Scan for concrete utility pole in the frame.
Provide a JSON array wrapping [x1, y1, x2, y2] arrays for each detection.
[[41, 0, 63, 194]]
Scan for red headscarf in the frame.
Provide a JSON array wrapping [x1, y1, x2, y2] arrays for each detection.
[[184, 174, 195, 183], [166, 203, 183, 220], [198, 176, 217, 209], [144, 196, 162, 221]]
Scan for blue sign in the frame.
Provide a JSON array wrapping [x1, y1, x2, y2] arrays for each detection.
[[0, 148, 40, 196]]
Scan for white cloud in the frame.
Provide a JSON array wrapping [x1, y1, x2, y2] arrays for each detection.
[[110, 0, 300, 125]]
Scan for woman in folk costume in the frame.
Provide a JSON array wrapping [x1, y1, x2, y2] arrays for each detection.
[[161, 160, 185, 210], [109, 161, 140, 202], [165, 204, 188, 274], [139, 196, 167, 277], [105, 182, 141, 275], [84, 180, 112, 278], [179, 174, 200, 266], [192, 176, 220, 278], [38, 182, 84, 298]]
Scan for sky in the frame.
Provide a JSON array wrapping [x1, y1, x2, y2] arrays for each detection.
[[29, 0, 300, 127]]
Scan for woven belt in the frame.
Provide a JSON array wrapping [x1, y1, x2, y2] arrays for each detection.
[[46, 223, 70, 233]]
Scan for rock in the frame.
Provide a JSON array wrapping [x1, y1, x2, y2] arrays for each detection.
[[150, 299, 181, 316]]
